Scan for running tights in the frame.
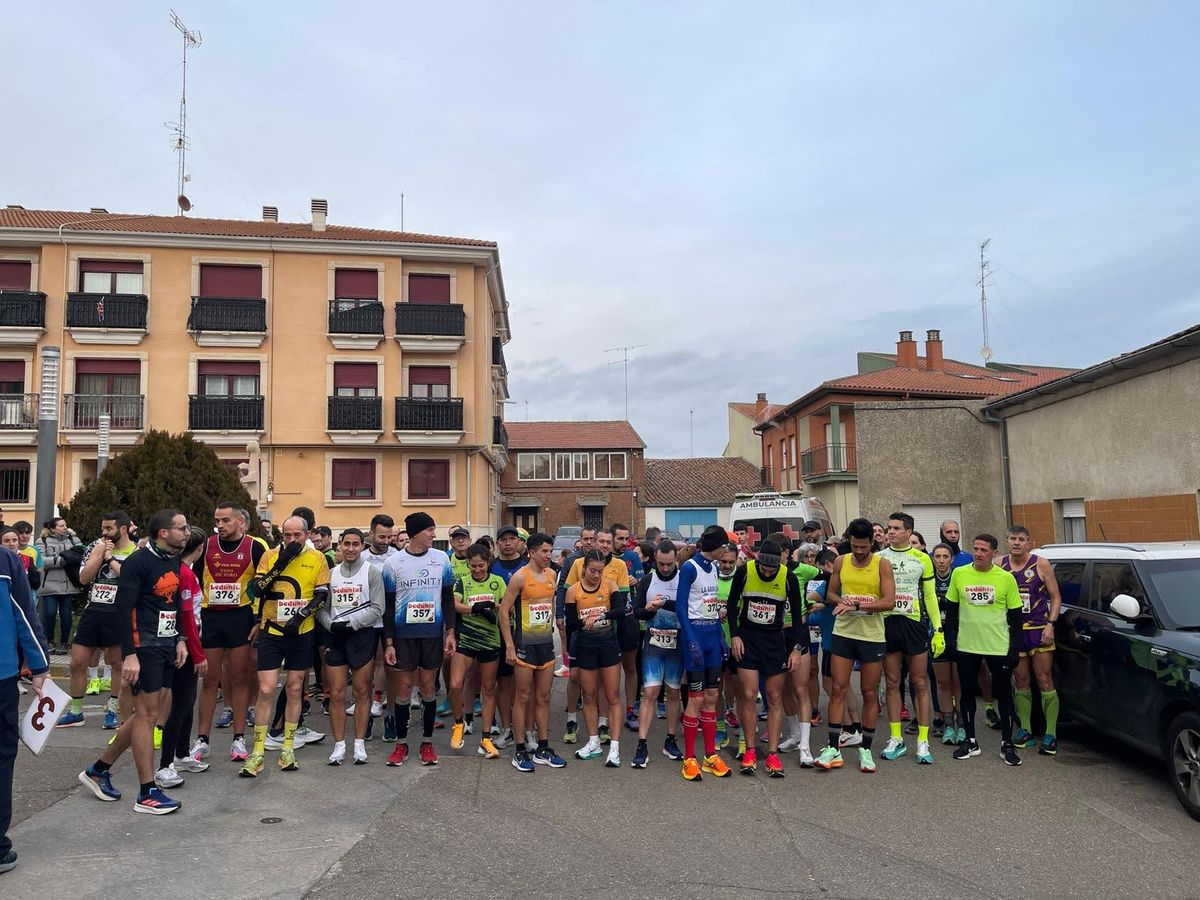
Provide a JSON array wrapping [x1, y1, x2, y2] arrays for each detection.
[[957, 652, 1013, 743], [161, 658, 196, 770]]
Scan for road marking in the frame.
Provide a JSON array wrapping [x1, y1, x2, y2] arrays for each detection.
[[1084, 798, 1172, 843]]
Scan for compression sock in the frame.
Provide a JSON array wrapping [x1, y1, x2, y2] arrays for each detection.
[[253, 725, 268, 754], [700, 710, 717, 756], [395, 703, 411, 740], [69, 696, 84, 715], [422, 699, 437, 738], [282, 721, 297, 751], [682, 713, 699, 759], [828, 723, 842, 748], [917, 725, 929, 744], [1015, 689, 1033, 733], [889, 721, 902, 741], [1041, 690, 1060, 735]]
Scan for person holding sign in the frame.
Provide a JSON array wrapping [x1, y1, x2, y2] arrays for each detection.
[[318, 528, 387, 766], [945, 534, 1024, 766], [499, 532, 565, 772], [564, 550, 625, 767]]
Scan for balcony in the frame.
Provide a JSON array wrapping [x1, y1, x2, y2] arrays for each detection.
[[0, 291, 46, 345], [188, 395, 264, 445], [800, 443, 857, 482], [492, 415, 508, 451], [187, 297, 267, 347], [393, 302, 466, 352], [327, 395, 383, 445], [0, 394, 37, 445], [328, 299, 385, 350], [393, 396, 464, 445], [491, 335, 507, 373], [66, 292, 149, 345], [62, 394, 145, 446]]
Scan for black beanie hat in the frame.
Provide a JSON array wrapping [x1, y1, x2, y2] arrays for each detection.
[[405, 511, 436, 535]]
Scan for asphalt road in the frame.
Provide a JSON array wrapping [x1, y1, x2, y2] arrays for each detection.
[[7, 682, 1200, 899]]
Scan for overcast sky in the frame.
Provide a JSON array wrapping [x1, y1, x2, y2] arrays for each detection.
[[7, 3, 1199, 456]]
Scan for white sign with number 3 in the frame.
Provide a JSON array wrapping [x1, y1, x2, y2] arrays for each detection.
[[20, 678, 70, 755]]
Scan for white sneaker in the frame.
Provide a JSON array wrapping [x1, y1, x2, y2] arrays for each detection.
[[554, 665, 570, 678], [463, 719, 474, 735], [373, 698, 387, 716], [154, 764, 184, 788], [173, 754, 209, 773], [345, 702, 356, 715], [882, 737, 905, 758], [328, 741, 346, 765], [605, 745, 621, 768], [838, 730, 862, 747], [798, 746, 815, 768], [190, 738, 210, 759], [493, 727, 514, 749], [353, 741, 368, 765], [229, 736, 248, 762], [295, 725, 325, 744], [264, 731, 306, 751], [778, 734, 802, 753]]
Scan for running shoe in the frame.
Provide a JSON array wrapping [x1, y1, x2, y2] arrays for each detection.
[[798, 746, 815, 768], [99, 676, 112, 693], [814, 746, 844, 770], [554, 664, 570, 678], [904, 720, 919, 736], [190, 738, 210, 760], [734, 736, 747, 761], [103, 710, 120, 730], [174, 754, 209, 773], [245, 707, 255, 726], [472, 697, 483, 715], [953, 739, 981, 760], [985, 706, 1002, 730], [387, 743, 409, 767], [364, 716, 374, 741], [715, 726, 729, 750], [739, 747, 758, 774], [656, 700, 666, 720], [264, 731, 306, 751], [932, 718, 946, 738], [955, 726, 968, 744], [153, 725, 163, 750], [838, 730, 862, 747], [295, 725, 325, 744], [419, 742, 438, 766], [464, 719, 474, 735], [702, 753, 732, 777], [436, 698, 452, 718], [133, 787, 180, 815], [450, 722, 465, 750], [379, 695, 392, 716], [79, 766, 121, 801], [562, 720, 578, 744], [56, 712, 84, 728], [681, 757, 703, 781], [353, 744, 369, 765], [239, 752, 266, 778], [278, 748, 298, 771], [574, 741, 603, 760], [345, 702, 356, 715], [86, 677, 101, 696], [533, 746, 567, 768], [494, 727, 514, 749], [631, 744, 649, 768], [1013, 728, 1037, 749], [942, 725, 959, 746], [328, 742, 346, 766], [858, 748, 876, 773], [916, 741, 934, 765], [724, 709, 739, 729], [383, 715, 397, 742], [604, 746, 621, 768], [1039, 734, 1058, 756], [757, 704, 768, 721], [598, 723, 611, 745], [881, 738, 907, 761], [214, 707, 234, 729], [478, 738, 499, 759], [1001, 742, 1022, 766], [230, 737, 248, 762], [778, 733, 801, 753], [0, 851, 15, 874], [900, 705, 911, 721], [765, 752, 784, 777], [154, 764, 184, 789], [512, 750, 535, 772], [624, 708, 639, 730], [810, 711, 823, 727], [663, 735, 684, 760]]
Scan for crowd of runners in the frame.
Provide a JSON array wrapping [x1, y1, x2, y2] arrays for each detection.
[[9, 501, 1062, 817]]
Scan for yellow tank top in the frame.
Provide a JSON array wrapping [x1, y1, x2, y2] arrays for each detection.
[[833, 553, 885, 643]]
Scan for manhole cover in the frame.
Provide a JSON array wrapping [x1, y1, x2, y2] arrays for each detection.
[[260, 817, 283, 824]]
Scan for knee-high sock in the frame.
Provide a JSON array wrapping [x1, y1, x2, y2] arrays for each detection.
[[682, 713, 699, 760], [394, 702, 411, 741], [1014, 688, 1033, 733], [422, 699, 436, 739], [1041, 690, 1060, 735], [700, 710, 717, 757]]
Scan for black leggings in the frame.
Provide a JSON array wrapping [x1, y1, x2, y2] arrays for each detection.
[[957, 652, 1013, 743], [161, 658, 197, 769]]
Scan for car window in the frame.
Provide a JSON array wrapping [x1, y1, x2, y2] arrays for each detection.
[[1137, 559, 1200, 628], [1050, 561, 1086, 608], [1090, 562, 1145, 615]]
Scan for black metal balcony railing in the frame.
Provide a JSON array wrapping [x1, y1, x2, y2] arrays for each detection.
[[64, 394, 144, 430], [394, 302, 465, 337], [0, 394, 37, 429], [328, 299, 384, 335], [800, 442, 857, 477], [491, 335, 506, 371], [394, 396, 464, 431], [66, 292, 148, 329], [492, 415, 509, 450], [188, 395, 264, 431], [327, 395, 382, 431], [0, 291, 46, 328], [187, 297, 267, 333]]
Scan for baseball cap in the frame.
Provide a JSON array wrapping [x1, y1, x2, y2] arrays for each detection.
[[448, 525, 471, 539], [516, 527, 529, 541], [802, 520, 822, 531], [497, 525, 519, 539]]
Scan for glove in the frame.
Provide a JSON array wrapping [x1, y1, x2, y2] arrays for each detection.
[[282, 615, 302, 638], [930, 631, 945, 658], [277, 541, 304, 566], [1006, 644, 1020, 670], [471, 600, 496, 615], [687, 640, 704, 671], [330, 619, 351, 634]]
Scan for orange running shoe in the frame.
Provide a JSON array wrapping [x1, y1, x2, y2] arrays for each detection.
[[739, 747, 757, 774], [702, 753, 732, 777], [681, 757, 703, 781], [765, 752, 784, 777]]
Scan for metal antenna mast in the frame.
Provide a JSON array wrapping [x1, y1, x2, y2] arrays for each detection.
[[169, 10, 201, 215], [604, 344, 647, 421], [978, 238, 993, 364]]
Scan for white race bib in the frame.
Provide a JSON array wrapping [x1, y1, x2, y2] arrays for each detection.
[[406, 600, 436, 625], [747, 600, 776, 626], [157, 609, 177, 638], [966, 585, 996, 606], [526, 602, 552, 628], [843, 594, 874, 616], [90, 583, 117, 605], [275, 597, 306, 622], [806, 580, 823, 596], [1020, 590, 1031, 614], [894, 593, 915, 615], [808, 625, 821, 644], [699, 594, 723, 620], [582, 606, 608, 630], [208, 582, 242, 607], [649, 628, 677, 650], [332, 585, 365, 614]]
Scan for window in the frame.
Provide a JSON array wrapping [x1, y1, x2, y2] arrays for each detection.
[[512, 508, 539, 531], [1050, 561, 1086, 609], [197, 361, 260, 397], [409, 459, 450, 499], [789, 435, 797, 485], [79, 260, 143, 294], [199, 264, 261, 298], [333, 362, 377, 397], [593, 452, 627, 480], [572, 452, 590, 480], [0, 261, 31, 290], [0, 360, 24, 394], [408, 273, 451, 304], [581, 505, 605, 531], [517, 452, 551, 481], [331, 459, 375, 500], [1090, 562, 1146, 615], [554, 452, 572, 480], [0, 460, 30, 503], [76, 359, 139, 395], [1059, 498, 1086, 542], [409, 366, 451, 399], [333, 268, 378, 300]]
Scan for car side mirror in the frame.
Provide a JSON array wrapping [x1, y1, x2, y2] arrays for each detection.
[[1109, 593, 1142, 620]]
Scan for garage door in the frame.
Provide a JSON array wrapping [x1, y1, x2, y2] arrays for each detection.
[[902, 504, 962, 546], [666, 508, 718, 541]]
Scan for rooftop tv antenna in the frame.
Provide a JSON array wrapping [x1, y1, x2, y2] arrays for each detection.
[[604, 344, 647, 421], [977, 238, 993, 364], [169, 10, 201, 216]]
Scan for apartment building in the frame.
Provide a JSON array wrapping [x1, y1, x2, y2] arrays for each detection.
[[0, 201, 511, 535]]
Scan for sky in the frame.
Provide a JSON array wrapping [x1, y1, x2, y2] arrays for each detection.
[[6, 2, 1200, 456]]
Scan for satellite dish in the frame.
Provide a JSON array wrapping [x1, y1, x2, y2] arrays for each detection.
[[177, 194, 192, 213]]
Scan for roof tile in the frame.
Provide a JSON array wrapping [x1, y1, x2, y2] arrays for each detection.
[[642, 457, 764, 507], [505, 420, 646, 451]]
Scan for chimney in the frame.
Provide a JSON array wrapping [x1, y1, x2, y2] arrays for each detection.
[[754, 392, 768, 417], [90, 207, 108, 214], [262, 205, 279, 222], [924, 329, 945, 372], [311, 198, 328, 232], [896, 330, 918, 368]]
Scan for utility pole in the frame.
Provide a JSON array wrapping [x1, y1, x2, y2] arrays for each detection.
[[503, 399, 529, 421], [978, 238, 993, 364], [689, 409, 694, 457], [400, 193, 405, 231], [34, 348, 60, 528], [169, 11, 201, 215], [604, 344, 647, 421]]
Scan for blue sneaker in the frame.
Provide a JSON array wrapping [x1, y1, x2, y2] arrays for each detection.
[[1013, 728, 1037, 749], [533, 746, 567, 768], [436, 699, 452, 718], [1039, 734, 1058, 756], [383, 715, 397, 743], [214, 707, 234, 729], [103, 710, 120, 730], [631, 743, 649, 768], [56, 711, 85, 728], [656, 700, 667, 720], [473, 697, 482, 716], [881, 738, 907, 761], [511, 750, 535, 772], [134, 786, 181, 815], [79, 766, 121, 802], [662, 735, 684, 760], [245, 707, 255, 727]]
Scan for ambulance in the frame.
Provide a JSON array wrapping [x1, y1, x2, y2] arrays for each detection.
[[728, 491, 835, 549]]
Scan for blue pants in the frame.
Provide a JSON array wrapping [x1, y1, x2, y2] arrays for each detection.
[[39, 594, 73, 646]]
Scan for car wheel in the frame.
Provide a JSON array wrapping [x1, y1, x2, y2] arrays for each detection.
[[1165, 710, 1200, 822]]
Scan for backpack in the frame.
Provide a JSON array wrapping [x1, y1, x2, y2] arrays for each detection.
[[61, 542, 87, 589]]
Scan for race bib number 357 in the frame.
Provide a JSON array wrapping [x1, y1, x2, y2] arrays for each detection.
[[406, 601, 436, 625]]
